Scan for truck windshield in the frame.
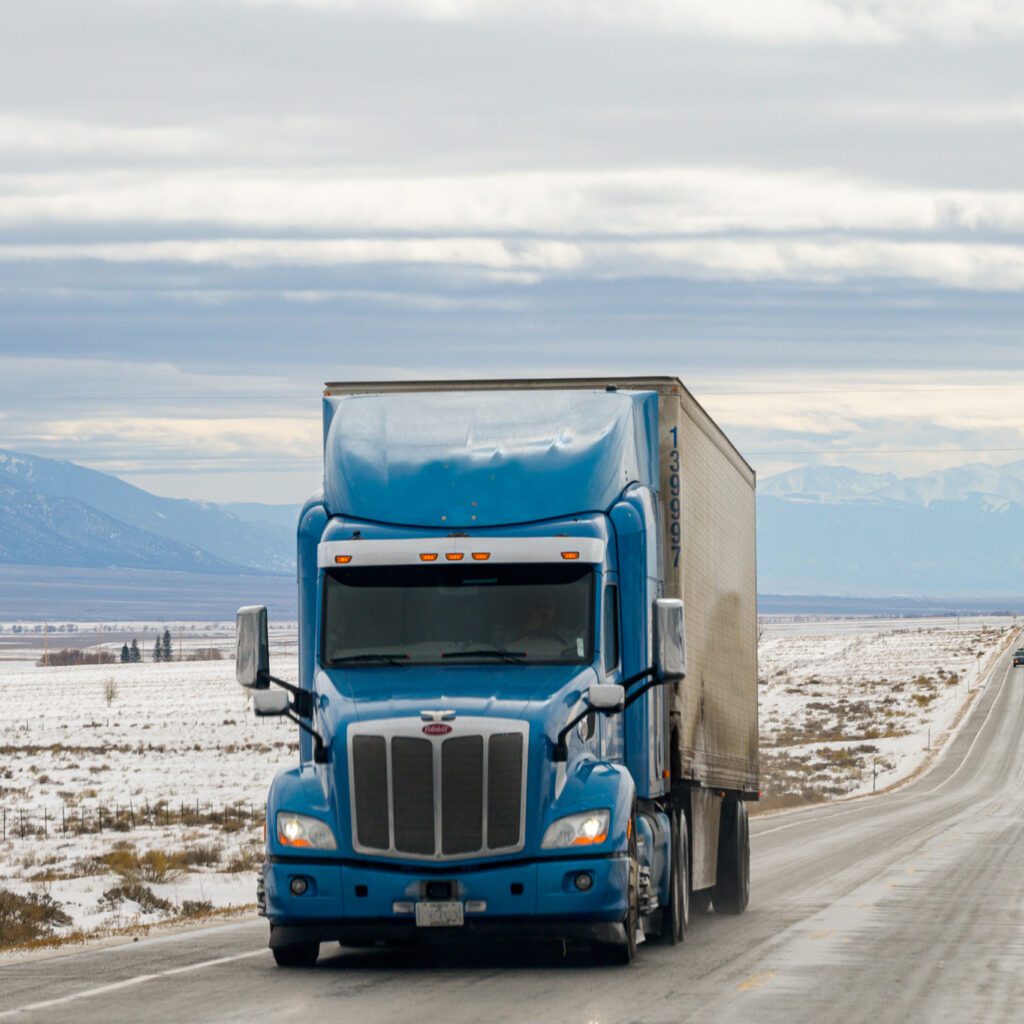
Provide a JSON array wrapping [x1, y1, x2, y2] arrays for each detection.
[[321, 563, 594, 666]]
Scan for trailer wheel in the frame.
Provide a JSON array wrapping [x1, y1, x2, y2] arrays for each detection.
[[272, 941, 320, 967], [712, 799, 749, 915], [657, 809, 688, 945], [593, 812, 639, 965]]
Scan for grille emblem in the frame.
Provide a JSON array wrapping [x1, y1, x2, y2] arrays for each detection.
[[420, 709, 456, 722], [422, 723, 453, 736]]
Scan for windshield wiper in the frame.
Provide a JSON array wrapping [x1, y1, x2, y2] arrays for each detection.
[[331, 653, 410, 665], [441, 649, 527, 663]]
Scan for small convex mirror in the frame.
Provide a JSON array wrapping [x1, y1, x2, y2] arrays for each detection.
[[654, 598, 686, 682], [589, 683, 625, 713], [236, 605, 270, 689], [252, 689, 290, 716]]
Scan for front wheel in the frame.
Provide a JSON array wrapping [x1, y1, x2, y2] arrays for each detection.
[[272, 941, 320, 967], [593, 812, 639, 965], [712, 798, 750, 915]]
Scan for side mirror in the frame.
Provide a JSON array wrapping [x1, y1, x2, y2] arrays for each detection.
[[236, 605, 270, 689], [654, 598, 686, 682], [253, 689, 290, 717], [589, 683, 625, 713]]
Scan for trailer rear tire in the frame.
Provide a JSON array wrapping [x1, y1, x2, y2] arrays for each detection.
[[272, 941, 320, 967], [712, 799, 749, 915]]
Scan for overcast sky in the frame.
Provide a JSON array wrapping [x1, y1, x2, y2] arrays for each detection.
[[2, 0, 1023, 502]]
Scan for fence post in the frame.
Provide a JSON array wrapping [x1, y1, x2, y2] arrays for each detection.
[[44, 806, 48, 837], [62, 804, 66, 835], [129, 799, 135, 831], [99, 805, 103, 833], [2, 808, 5, 841]]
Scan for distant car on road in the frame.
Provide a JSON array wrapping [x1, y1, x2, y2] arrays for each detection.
[[1014, 649, 1024, 667]]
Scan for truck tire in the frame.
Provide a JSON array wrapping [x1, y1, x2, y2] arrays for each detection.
[[593, 813, 640, 965], [272, 941, 320, 967], [657, 809, 688, 945], [691, 888, 713, 915], [712, 799, 749, 915]]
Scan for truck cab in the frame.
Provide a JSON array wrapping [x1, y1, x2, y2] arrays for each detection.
[[238, 379, 757, 966]]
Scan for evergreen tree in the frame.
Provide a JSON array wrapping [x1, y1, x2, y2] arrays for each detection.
[[120, 643, 130, 664], [129, 638, 141, 663], [153, 638, 162, 662], [162, 628, 173, 662]]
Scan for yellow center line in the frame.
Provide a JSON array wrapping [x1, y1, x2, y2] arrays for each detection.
[[738, 971, 776, 991]]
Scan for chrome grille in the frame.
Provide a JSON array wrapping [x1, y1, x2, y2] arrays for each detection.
[[392, 737, 435, 855], [441, 736, 484, 854], [487, 732, 523, 849], [351, 734, 389, 849], [348, 719, 528, 860]]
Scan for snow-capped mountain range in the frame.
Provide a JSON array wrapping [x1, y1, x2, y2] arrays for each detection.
[[0, 450, 297, 575], [2, 448, 1022, 596], [758, 461, 1024, 596]]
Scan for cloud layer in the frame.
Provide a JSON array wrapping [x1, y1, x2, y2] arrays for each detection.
[[2, 1, 1023, 499]]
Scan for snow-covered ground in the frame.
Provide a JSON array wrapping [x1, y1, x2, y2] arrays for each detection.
[[1, 616, 1019, 949], [0, 622, 297, 950], [758, 615, 1019, 811]]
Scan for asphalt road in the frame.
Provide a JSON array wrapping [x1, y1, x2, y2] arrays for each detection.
[[4, 635, 1023, 1024]]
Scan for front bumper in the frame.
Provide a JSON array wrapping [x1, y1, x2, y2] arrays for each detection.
[[262, 853, 628, 945]]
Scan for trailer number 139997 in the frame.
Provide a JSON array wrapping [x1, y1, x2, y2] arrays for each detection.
[[668, 426, 681, 568]]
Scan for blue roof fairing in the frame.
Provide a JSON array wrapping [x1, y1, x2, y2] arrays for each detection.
[[321, 389, 658, 528]]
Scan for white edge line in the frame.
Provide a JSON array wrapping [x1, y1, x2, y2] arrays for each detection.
[[0, 949, 267, 1019]]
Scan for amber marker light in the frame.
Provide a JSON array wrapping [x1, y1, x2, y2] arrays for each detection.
[[334, 555, 353, 564], [561, 551, 580, 560], [471, 552, 491, 561], [446, 552, 465, 561], [420, 553, 439, 562]]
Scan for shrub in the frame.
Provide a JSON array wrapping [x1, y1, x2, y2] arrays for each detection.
[[179, 899, 214, 918], [99, 845, 183, 882], [38, 648, 116, 667], [99, 883, 171, 915], [179, 844, 221, 867], [225, 843, 264, 873], [188, 648, 223, 661], [0, 888, 72, 948]]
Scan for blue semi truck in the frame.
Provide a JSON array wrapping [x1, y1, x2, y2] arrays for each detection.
[[237, 377, 758, 965]]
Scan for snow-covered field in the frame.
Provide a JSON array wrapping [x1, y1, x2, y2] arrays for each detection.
[[758, 615, 1019, 811], [0, 616, 1018, 950], [0, 622, 297, 951]]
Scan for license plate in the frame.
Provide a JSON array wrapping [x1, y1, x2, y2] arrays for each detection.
[[415, 901, 464, 927]]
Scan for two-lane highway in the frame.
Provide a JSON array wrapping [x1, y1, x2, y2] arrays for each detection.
[[4, 635, 1023, 1023]]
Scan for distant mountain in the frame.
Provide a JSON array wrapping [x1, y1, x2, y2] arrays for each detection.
[[759, 465, 899, 502], [0, 477, 236, 573], [0, 450, 297, 575], [761, 459, 1024, 507], [758, 462, 1024, 596]]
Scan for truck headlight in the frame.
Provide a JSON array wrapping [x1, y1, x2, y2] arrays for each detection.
[[276, 812, 337, 850], [541, 810, 610, 849]]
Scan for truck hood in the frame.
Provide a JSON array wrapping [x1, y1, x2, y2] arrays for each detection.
[[315, 662, 598, 740]]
